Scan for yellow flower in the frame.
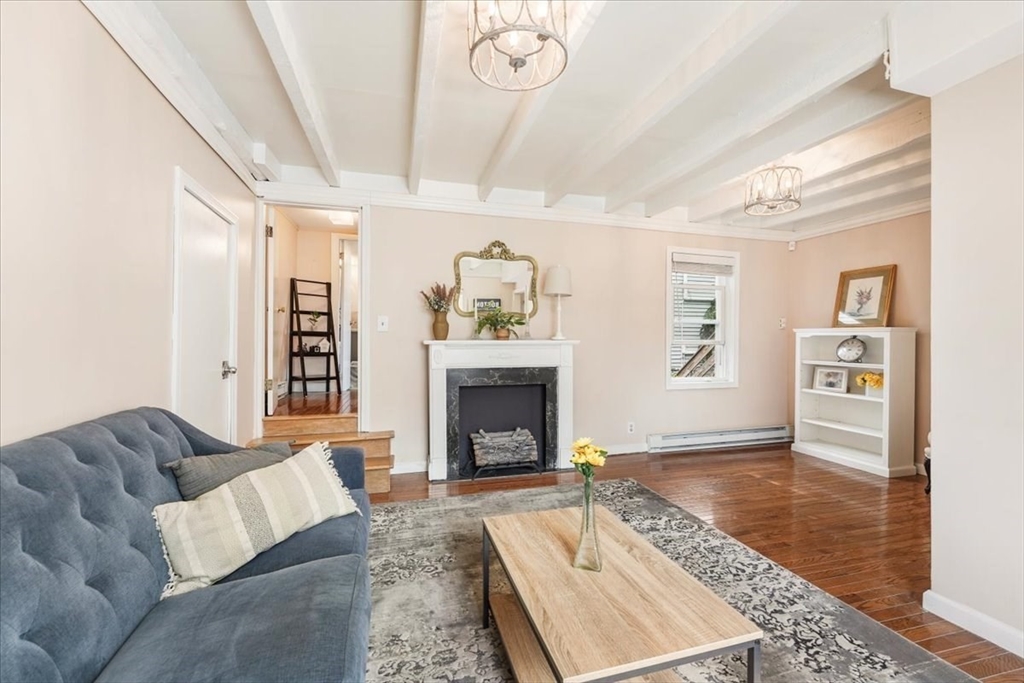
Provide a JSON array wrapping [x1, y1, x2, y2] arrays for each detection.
[[587, 452, 606, 467], [856, 372, 883, 389], [570, 452, 587, 465], [572, 437, 593, 451]]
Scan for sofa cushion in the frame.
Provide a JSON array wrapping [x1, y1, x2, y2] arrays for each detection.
[[163, 442, 292, 500], [153, 442, 360, 597], [95, 555, 371, 683], [0, 409, 194, 683], [220, 488, 370, 583]]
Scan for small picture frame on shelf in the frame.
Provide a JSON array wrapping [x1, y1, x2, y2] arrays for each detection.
[[813, 367, 848, 393]]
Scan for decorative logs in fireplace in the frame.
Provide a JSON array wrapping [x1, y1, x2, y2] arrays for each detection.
[[469, 428, 540, 479]]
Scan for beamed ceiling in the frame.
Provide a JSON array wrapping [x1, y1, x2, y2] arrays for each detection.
[[86, 0, 931, 239]]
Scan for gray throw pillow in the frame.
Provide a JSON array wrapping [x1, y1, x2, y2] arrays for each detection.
[[165, 442, 295, 500]]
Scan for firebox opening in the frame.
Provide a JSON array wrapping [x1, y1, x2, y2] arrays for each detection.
[[458, 384, 546, 479]]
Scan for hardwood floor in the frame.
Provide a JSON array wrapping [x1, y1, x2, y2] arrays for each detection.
[[372, 448, 1023, 682], [273, 391, 357, 416]]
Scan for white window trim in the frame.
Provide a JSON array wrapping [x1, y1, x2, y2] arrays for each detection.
[[665, 246, 740, 390]]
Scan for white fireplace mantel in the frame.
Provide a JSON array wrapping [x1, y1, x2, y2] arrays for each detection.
[[424, 340, 578, 481]]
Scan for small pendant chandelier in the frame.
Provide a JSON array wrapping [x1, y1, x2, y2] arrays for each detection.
[[468, 0, 569, 92], [744, 166, 803, 216]]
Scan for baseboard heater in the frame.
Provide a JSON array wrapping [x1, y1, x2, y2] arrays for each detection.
[[647, 425, 793, 453]]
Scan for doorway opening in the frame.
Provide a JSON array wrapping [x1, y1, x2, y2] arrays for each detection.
[[264, 204, 360, 418]]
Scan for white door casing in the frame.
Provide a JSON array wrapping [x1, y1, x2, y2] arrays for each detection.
[[332, 233, 358, 392], [264, 207, 276, 415], [252, 197, 370, 437], [171, 167, 239, 442]]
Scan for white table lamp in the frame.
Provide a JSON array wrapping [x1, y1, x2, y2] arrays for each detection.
[[543, 265, 572, 340]]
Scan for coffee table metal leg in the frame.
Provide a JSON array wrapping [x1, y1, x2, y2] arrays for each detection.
[[482, 528, 491, 628], [746, 640, 761, 683]]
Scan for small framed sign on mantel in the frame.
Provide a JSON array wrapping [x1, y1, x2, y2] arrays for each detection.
[[474, 298, 502, 317]]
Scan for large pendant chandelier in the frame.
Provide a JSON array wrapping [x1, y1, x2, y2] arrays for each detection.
[[468, 0, 569, 91], [744, 166, 803, 216]]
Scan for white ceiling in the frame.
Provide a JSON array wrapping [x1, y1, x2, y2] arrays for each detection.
[[275, 205, 359, 233], [141, 0, 930, 237]]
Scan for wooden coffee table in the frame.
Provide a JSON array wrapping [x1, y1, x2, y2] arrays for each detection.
[[482, 506, 763, 683]]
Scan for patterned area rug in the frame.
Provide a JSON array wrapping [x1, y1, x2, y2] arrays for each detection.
[[366, 479, 976, 682]]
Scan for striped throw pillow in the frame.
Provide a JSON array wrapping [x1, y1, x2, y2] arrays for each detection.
[[152, 441, 359, 597]]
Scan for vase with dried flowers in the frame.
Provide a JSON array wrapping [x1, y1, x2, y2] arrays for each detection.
[[570, 437, 608, 572], [420, 283, 455, 340], [856, 371, 884, 398]]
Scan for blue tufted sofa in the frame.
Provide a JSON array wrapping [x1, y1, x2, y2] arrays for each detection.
[[0, 407, 372, 683]]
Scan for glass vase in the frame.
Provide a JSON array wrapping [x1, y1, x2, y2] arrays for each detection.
[[573, 473, 602, 572]]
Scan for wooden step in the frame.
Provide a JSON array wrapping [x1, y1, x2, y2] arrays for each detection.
[[263, 414, 357, 437], [490, 593, 681, 683], [248, 430, 395, 495]]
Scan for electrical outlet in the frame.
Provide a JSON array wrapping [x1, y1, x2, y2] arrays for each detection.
[[788, 241, 796, 251], [627, 421, 636, 435], [376, 315, 389, 332], [779, 317, 787, 329]]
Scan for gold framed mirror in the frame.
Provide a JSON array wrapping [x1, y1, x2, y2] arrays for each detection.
[[453, 241, 538, 318]]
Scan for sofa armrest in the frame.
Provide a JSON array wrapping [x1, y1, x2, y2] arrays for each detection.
[[331, 447, 365, 490]]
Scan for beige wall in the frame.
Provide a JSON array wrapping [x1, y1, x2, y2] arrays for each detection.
[[930, 56, 1023, 639], [296, 230, 332, 283], [272, 209, 299, 393], [0, 2, 258, 444], [787, 213, 932, 461], [368, 207, 793, 469]]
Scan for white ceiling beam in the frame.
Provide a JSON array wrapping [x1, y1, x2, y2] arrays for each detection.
[[252, 142, 281, 182], [247, 0, 341, 187], [888, 0, 1024, 97], [477, 0, 608, 202], [603, 24, 888, 214], [541, 0, 799, 208], [665, 97, 929, 221], [82, 0, 265, 190], [696, 142, 930, 224], [785, 197, 932, 241], [407, 1, 446, 196], [647, 92, 929, 216], [757, 181, 931, 234], [720, 157, 931, 225]]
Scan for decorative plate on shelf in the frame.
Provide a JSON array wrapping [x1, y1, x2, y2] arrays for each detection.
[[836, 336, 866, 363]]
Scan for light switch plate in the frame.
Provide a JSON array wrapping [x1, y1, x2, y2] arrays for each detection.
[[377, 315, 389, 332]]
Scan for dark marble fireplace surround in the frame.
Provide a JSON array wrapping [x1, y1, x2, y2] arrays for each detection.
[[445, 367, 558, 480]]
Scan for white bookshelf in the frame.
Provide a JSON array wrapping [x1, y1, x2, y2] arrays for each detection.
[[793, 327, 917, 478]]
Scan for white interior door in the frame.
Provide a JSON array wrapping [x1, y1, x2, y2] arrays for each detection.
[[172, 168, 238, 442], [264, 208, 276, 415]]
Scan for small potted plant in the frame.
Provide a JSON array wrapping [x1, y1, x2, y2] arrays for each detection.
[[420, 283, 455, 340], [307, 311, 321, 330], [475, 309, 526, 340]]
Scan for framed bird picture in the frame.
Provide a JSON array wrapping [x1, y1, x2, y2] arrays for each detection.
[[832, 264, 897, 327]]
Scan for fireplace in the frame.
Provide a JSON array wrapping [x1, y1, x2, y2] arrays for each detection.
[[424, 340, 577, 481], [447, 367, 558, 480]]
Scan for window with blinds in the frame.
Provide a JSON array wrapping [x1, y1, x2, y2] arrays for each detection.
[[666, 250, 739, 388]]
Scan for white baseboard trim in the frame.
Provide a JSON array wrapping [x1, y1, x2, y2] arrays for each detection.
[[391, 460, 428, 475], [923, 590, 1024, 656], [916, 462, 927, 476], [604, 442, 650, 456]]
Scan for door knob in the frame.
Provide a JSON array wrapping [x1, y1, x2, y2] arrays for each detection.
[[276, 307, 286, 313], [221, 361, 238, 379]]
